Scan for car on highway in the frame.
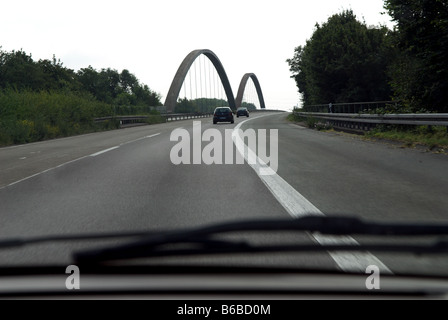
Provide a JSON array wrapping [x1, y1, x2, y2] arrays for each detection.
[[236, 107, 249, 118], [213, 107, 234, 124]]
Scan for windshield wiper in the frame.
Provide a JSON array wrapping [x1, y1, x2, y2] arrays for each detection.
[[1, 216, 448, 264], [0, 230, 161, 249], [72, 215, 448, 264]]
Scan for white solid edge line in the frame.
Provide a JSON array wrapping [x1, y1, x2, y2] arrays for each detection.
[[232, 114, 393, 274]]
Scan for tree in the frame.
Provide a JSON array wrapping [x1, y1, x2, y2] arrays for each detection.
[[133, 83, 162, 107], [0, 49, 45, 91], [37, 55, 80, 92], [241, 102, 256, 111], [76, 67, 122, 104], [175, 98, 197, 113], [76, 67, 162, 107], [77, 66, 104, 100], [287, 10, 392, 106], [120, 69, 138, 94], [0, 47, 162, 113], [384, 0, 448, 112], [0, 49, 79, 92]]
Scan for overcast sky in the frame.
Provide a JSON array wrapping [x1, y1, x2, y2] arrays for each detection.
[[1, 0, 394, 111]]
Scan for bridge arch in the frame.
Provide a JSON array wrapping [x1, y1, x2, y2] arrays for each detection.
[[164, 49, 236, 112], [235, 73, 266, 109]]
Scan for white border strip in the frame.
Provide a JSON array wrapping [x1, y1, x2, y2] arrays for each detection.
[[233, 115, 392, 274]]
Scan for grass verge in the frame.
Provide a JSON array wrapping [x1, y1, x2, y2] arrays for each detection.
[[287, 114, 448, 153], [365, 125, 448, 152]]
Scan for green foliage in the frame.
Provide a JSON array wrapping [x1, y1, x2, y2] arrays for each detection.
[[175, 97, 197, 113], [145, 114, 165, 125], [367, 125, 448, 149], [287, 10, 392, 106], [76, 67, 162, 107], [287, 3, 448, 113], [114, 105, 161, 116], [241, 102, 257, 111], [175, 98, 256, 113], [0, 49, 79, 92], [175, 98, 228, 113], [0, 89, 114, 145], [287, 113, 333, 131], [0, 47, 164, 146], [287, 110, 303, 123], [362, 101, 430, 115], [305, 116, 319, 129], [384, 0, 448, 112], [0, 47, 162, 109]]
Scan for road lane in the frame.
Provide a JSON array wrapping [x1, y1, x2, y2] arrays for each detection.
[[1, 120, 199, 188], [241, 113, 448, 275], [0, 113, 336, 270], [1, 112, 448, 275], [244, 113, 448, 221]]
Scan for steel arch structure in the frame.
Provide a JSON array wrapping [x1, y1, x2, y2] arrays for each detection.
[[235, 73, 266, 109], [164, 49, 236, 113]]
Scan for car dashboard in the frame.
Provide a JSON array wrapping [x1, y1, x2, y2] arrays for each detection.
[[1, 265, 448, 300]]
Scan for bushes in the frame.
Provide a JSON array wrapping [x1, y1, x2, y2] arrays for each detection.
[[0, 89, 166, 146], [145, 114, 165, 125], [287, 113, 333, 131], [0, 89, 115, 146]]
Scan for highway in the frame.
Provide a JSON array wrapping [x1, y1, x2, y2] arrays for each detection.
[[1, 112, 448, 275]]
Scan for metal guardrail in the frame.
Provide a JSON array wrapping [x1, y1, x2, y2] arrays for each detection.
[[161, 112, 213, 122], [295, 112, 448, 131], [94, 110, 285, 127], [251, 109, 287, 113], [94, 113, 213, 127], [94, 115, 148, 123]]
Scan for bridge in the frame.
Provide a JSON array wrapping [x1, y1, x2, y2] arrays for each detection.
[[164, 49, 266, 113]]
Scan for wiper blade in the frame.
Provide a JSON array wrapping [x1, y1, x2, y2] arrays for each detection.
[[2, 216, 448, 263], [0, 230, 160, 249], [2, 215, 448, 250], [72, 216, 448, 264], [75, 240, 448, 264]]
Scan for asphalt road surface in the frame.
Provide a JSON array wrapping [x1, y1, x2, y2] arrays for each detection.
[[1, 112, 448, 275]]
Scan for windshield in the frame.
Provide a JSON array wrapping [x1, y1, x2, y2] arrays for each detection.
[[214, 108, 231, 114], [0, 0, 448, 290]]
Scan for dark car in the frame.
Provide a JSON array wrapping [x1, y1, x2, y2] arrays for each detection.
[[213, 107, 234, 124], [237, 107, 249, 117]]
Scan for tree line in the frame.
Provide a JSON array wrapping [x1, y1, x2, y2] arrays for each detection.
[[0, 48, 163, 145], [287, 0, 448, 113], [176, 98, 229, 113], [175, 98, 256, 113], [0, 49, 162, 108]]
